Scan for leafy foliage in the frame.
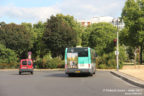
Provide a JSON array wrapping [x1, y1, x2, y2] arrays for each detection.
[[0, 44, 18, 68], [88, 23, 117, 55], [36, 54, 64, 69], [0, 23, 33, 58], [0, 13, 131, 69], [56, 14, 83, 45], [121, 0, 144, 64], [97, 45, 128, 69], [43, 15, 77, 57], [31, 21, 47, 58], [81, 26, 91, 47]]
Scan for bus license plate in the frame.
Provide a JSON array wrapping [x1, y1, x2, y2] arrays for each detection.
[[75, 71, 80, 73]]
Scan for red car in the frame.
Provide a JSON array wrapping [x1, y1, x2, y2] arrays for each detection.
[[19, 59, 33, 75]]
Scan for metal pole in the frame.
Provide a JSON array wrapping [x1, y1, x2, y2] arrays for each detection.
[[116, 30, 119, 71], [116, 19, 119, 71]]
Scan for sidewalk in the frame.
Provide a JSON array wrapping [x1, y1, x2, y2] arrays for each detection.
[[120, 65, 144, 81], [111, 65, 144, 88], [120, 69, 144, 81]]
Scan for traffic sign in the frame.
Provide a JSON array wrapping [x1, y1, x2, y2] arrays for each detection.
[[115, 51, 119, 55], [28, 51, 32, 55]]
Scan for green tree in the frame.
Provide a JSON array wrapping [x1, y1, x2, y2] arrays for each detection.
[[0, 23, 33, 58], [0, 44, 18, 68], [81, 24, 95, 47], [56, 14, 83, 45], [88, 23, 117, 55], [21, 22, 35, 57], [0, 22, 6, 27], [43, 15, 77, 57], [32, 21, 47, 58], [121, 0, 144, 64], [81, 31, 90, 47]]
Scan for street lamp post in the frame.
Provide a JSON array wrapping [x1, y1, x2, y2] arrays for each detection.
[[116, 20, 119, 71], [113, 18, 123, 71], [113, 18, 120, 71]]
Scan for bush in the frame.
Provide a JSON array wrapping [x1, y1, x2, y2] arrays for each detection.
[[0, 44, 18, 69], [107, 59, 116, 68], [46, 58, 58, 69], [97, 52, 122, 69], [99, 64, 107, 69], [46, 57, 64, 69], [35, 54, 64, 69], [35, 57, 43, 68], [96, 45, 128, 69], [119, 45, 128, 62]]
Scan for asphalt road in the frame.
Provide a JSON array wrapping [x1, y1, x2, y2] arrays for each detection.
[[0, 71, 143, 96]]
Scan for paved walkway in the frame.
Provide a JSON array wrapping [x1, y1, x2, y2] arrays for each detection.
[[120, 65, 144, 81]]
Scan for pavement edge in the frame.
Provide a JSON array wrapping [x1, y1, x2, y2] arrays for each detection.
[[0, 69, 65, 71], [110, 71, 144, 88]]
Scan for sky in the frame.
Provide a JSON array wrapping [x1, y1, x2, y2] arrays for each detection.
[[0, 0, 126, 24]]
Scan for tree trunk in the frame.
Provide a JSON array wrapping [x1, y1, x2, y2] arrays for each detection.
[[140, 45, 143, 64]]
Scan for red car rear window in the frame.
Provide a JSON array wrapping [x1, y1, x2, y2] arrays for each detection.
[[22, 61, 27, 65], [28, 61, 32, 65]]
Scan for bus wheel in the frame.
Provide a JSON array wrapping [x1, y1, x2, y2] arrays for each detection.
[[19, 72, 21, 75], [93, 71, 96, 74], [89, 73, 93, 76], [68, 74, 74, 77]]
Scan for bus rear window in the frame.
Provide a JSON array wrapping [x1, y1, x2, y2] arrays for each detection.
[[22, 61, 27, 65], [67, 48, 88, 57]]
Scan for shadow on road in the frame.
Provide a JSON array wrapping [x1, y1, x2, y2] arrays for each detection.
[[46, 73, 91, 78], [67, 74, 92, 77], [49, 73, 67, 77], [45, 73, 67, 78]]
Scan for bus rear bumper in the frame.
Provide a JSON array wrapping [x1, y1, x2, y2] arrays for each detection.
[[65, 68, 93, 74]]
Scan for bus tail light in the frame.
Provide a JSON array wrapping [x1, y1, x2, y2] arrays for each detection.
[[65, 64, 67, 68], [88, 64, 90, 68]]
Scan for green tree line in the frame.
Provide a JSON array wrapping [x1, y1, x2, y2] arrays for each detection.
[[0, 2, 144, 69], [0, 14, 82, 68]]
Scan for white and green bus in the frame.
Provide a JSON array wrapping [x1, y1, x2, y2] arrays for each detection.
[[65, 47, 97, 76]]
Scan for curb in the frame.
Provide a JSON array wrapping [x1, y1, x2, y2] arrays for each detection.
[[34, 69, 64, 71], [0, 69, 18, 71], [96, 69, 115, 71], [0, 69, 65, 71], [111, 71, 144, 88], [0, 69, 114, 72]]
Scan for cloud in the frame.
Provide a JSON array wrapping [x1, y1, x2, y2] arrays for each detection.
[[0, 0, 126, 23], [0, 5, 60, 23], [56, 0, 125, 20]]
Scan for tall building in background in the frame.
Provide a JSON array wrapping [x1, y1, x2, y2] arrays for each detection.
[[78, 16, 124, 29]]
